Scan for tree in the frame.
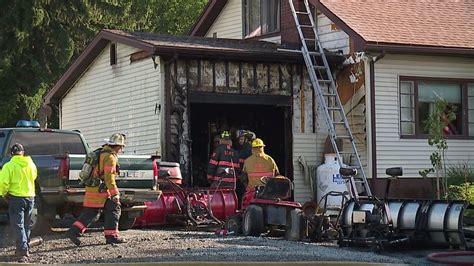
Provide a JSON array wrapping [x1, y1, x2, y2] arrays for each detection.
[[0, 0, 207, 127]]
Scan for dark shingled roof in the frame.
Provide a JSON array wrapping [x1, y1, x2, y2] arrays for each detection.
[[44, 29, 344, 105]]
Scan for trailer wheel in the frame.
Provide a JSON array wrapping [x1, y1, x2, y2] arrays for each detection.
[[118, 215, 136, 231], [225, 214, 242, 235], [243, 205, 264, 237], [285, 209, 303, 241]]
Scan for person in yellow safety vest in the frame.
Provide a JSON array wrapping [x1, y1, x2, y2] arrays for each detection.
[[207, 131, 240, 188], [66, 133, 127, 246], [0, 143, 37, 262], [240, 138, 279, 189]]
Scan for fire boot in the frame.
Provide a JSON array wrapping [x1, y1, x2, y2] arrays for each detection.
[[105, 237, 127, 245], [66, 228, 81, 246]]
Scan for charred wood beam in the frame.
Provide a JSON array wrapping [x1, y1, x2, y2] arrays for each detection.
[[189, 91, 291, 106]]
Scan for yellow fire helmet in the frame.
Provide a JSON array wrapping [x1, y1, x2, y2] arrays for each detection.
[[221, 131, 231, 140], [251, 138, 265, 148], [104, 133, 126, 146]]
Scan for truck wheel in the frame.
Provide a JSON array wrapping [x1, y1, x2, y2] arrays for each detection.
[[225, 214, 242, 235], [242, 205, 264, 237], [118, 215, 136, 231], [285, 209, 303, 241], [31, 196, 53, 236]]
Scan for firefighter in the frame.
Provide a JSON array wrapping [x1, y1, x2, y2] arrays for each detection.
[[207, 131, 240, 188], [241, 138, 279, 189], [233, 129, 256, 208], [0, 143, 37, 262], [66, 133, 127, 246]]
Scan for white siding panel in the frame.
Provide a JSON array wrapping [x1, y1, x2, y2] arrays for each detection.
[[205, 0, 242, 39], [61, 43, 162, 156], [374, 54, 474, 178], [293, 133, 326, 204], [317, 13, 349, 55], [259, 35, 281, 44]]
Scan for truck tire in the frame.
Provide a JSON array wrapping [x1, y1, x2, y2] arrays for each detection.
[[243, 205, 264, 237], [285, 208, 303, 241], [118, 215, 136, 231], [31, 196, 53, 236]]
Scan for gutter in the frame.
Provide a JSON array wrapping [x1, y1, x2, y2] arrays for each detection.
[[366, 51, 386, 195]]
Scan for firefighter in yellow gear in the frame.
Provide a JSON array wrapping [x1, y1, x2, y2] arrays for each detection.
[[67, 133, 126, 246], [241, 138, 279, 189]]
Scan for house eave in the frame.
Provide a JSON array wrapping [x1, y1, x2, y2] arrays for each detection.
[[364, 43, 474, 57], [189, 0, 229, 37]]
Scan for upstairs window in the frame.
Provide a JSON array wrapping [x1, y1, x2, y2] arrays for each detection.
[[244, 0, 280, 38], [399, 77, 474, 138]]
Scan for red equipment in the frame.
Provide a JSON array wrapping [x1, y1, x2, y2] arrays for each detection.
[[225, 177, 303, 240], [135, 162, 238, 228]]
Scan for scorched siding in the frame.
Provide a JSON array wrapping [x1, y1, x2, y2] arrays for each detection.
[[61, 43, 162, 156], [374, 54, 474, 179]]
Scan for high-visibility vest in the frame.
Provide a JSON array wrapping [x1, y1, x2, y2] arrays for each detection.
[[0, 155, 37, 197]]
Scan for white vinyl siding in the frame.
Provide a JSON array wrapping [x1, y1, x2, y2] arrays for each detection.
[[205, 0, 243, 39], [317, 13, 350, 55], [374, 54, 474, 178], [259, 35, 281, 44], [61, 43, 162, 156], [292, 71, 327, 203]]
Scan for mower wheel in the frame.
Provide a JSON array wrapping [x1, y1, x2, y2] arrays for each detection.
[[285, 209, 303, 241], [243, 205, 264, 237], [225, 214, 242, 235]]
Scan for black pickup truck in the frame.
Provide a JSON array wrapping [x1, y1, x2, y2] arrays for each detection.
[[0, 122, 161, 233]]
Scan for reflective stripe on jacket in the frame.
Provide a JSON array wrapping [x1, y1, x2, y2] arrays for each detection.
[[242, 149, 279, 188], [0, 155, 37, 197], [207, 144, 240, 184], [83, 145, 120, 208]]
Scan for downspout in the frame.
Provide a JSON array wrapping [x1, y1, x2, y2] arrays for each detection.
[[365, 51, 385, 196]]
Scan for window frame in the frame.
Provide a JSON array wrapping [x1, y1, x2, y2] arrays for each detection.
[[243, 0, 281, 39], [399, 76, 474, 140]]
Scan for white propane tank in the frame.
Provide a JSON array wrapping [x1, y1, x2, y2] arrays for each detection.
[[316, 153, 347, 212]]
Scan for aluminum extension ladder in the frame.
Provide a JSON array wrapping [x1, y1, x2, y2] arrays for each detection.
[[288, 0, 372, 199]]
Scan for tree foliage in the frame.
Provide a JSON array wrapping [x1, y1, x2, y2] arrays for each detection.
[[0, 0, 207, 127]]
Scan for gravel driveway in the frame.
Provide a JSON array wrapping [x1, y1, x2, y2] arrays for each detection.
[[0, 225, 441, 265]]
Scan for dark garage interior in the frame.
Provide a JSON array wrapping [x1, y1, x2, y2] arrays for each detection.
[[190, 102, 291, 187]]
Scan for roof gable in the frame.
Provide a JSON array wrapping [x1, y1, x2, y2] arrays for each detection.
[[189, 0, 229, 36], [313, 0, 474, 54]]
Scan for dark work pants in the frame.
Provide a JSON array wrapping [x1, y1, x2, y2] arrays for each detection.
[[8, 196, 34, 253], [71, 199, 121, 237], [235, 180, 246, 210]]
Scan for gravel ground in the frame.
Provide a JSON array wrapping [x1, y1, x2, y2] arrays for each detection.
[[0, 225, 443, 265]]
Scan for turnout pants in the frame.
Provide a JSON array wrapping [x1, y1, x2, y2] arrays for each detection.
[[70, 198, 121, 239]]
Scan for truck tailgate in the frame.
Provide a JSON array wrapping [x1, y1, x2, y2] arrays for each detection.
[[64, 188, 161, 204], [67, 154, 158, 189]]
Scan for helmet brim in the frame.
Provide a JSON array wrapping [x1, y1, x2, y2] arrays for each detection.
[[104, 139, 126, 146]]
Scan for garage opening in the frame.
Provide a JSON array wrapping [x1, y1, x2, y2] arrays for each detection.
[[190, 102, 292, 187]]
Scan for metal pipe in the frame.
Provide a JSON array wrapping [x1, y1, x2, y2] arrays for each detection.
[[29, 236, 43, 247]]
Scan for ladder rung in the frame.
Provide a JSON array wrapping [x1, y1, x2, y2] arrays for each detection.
[[295, 11, 310, 15], [319, 79, 332, 83], [333, 121, 345, 124], [299, 25, 313, 28], [304, 38, 316, 42], [335, 135, 351, 139], [309, 51, 322, 56], [338, 151, 355, 155], [327, 107, 341, 110], [322, 93, 336, 97], [314, 65, 326, 70]]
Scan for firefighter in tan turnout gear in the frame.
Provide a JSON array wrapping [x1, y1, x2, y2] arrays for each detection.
[[207, 131, 240, 188], [67, 133, 127, 245], [241, 138, 279, 189]]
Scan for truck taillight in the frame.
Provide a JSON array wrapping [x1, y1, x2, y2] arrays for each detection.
[[152, 159, 159, 190], [58, 157, 70, 180]]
